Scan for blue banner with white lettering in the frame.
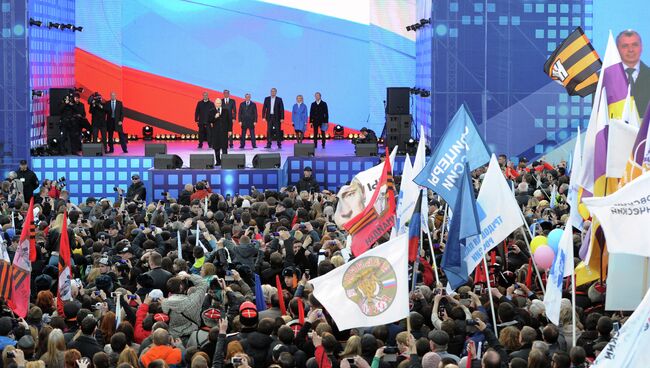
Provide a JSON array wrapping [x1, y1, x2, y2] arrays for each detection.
[[414, 104, 491, 208]]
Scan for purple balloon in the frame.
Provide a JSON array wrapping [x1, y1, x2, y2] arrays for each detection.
[[533, 246, 556, 270]]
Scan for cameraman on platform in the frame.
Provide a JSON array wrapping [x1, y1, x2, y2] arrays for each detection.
[[89, 92, 107, 151], [59, 93, 77, 155], [70, 92, 87, 154]]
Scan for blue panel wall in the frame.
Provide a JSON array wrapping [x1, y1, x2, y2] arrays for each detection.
[[0, 0, 30, 177]]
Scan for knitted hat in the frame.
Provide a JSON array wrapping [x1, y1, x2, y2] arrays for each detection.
[[153, 313, 170, 323], [239, 301, 258, 327]]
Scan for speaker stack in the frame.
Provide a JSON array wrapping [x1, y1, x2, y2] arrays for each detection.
[[385, 87, 412, 153]]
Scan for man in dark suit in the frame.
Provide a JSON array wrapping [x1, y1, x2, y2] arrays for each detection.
[[104, 92, 128, 153], [195, 92, 215, 149], [223, 89, 237, 149], [210, 98, 232, 166], [238, 93, 257, 149], [262, 88, 284, 149], [309, 92, 329, 148], [89, 92, 107, 150], [617, 29, 650, 118]]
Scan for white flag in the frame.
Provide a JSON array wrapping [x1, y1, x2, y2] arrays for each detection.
[[583, 172, 650, 257], [544, 225, 574, 325], [177, 230, 183, 260], [464, 155, 525, 272], [592, 287, 650, 368], [115, 294, 122, 327], [606, 119, 639, 178], [310, 234, 409, 331], [395, 154, 414, 235], [567, 127, 584, 231], [350, 146, 398, 207]]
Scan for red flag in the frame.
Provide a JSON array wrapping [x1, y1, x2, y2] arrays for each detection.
[[58, 212, 73, 313], [297, 298, 305, 325], [343, 150, 396, 256], [0, 227, 12, 302], [9, 198, 34, 318], [490, 251, 496, 266], [291, 213, 298, 228], [276, 275, 287, 316], [474, 261, 487, 284], [28, 206, 36, 263], [525, 257, 533, 289]]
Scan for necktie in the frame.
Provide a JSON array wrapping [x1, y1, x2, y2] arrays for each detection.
[[112, 101, 115, 118], [626, 67, 636, 91], [226, 98, 229, 104]]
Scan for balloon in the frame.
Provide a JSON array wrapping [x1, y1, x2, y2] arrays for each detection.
[[530, 235, 548, 254], [547, 229, 564, 253], [533, 245, 556, 270], [578, 203, 590, 220]]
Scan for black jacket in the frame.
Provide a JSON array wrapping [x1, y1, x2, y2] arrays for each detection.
[[196, 99, 216, 124], [67, 334, 104, 360], [241, 332, 278, 368], [209, 106, 232, 149], [239, 101, 258, 125], [126, 181, 146, 202], [223, 97, 237, 121], [90, 100, 106, 125], [15, 168, 39, 201], [296, 176, 320, 193], [146, 267, 172, 295], [309, 100, 328, 126], [104, 99, 124, 123], [262, 96, 284, 120], [634, 62, 650, 118]]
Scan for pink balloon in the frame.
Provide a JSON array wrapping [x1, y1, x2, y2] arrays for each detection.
[[533, 246, 556, 270]]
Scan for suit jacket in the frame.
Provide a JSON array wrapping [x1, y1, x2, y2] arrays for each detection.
[[262, 96, 284, 120], [223, 97, 237, 121], [209, 106, 232, 148], [195, 99, 216, 124], [239, 101, 258, 125], [309, 100, 328, 126], [634, 62, 650, 118], [105, 100, 124, 123]]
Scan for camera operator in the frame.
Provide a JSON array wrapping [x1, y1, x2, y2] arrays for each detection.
[[125, 174, 146, 202], [70, 92, 88, 154], [59, 93, 77, 155], [89, 92, 107, 150], [356, 127, 377, 144]]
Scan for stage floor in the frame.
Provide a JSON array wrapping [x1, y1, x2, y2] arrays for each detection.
[[106, 139, 355, 167]]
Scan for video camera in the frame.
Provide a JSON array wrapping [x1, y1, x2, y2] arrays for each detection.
[[54, 176, 67, 189], [89, 92, 103, 105]]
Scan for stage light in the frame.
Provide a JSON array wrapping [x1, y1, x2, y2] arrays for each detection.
[[31, 90, 43, 98], [142, 125, 153, 141], [420, 18, 431, 25], [29, 18, 42, 27], [48, 22, 62, 30], [62, 24, 73, 30], [326, 134, 331, 139], [171, 135, 177, 140], [405, 25, 412, 31], [419, 90, 431, 98], [72, 26, 83, 32], [348, 133, 354, 139]]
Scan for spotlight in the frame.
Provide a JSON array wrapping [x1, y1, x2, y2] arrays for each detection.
[[348, 133, 354, 139], [29, 18, 42, 27], [334, 125, 344, 139], [31, 90, 43, 98], [62, 24, 73, 30], [420, 90, 431, 98], [405, 25, 412, 31], [420, 18, 431, 25], [142, 125, 154, 141], [72, 26, 83, 32], [48, 22, 62, 30], [171, 135, 177, 140]]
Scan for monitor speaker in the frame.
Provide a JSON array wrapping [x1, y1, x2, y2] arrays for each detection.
[[253, 153, 281, 168], [47, 116, 61, 139], [190, 154, 216, 169], [154, 154, 183, 169], [144, 143, 167, 157], [294, 143, 315, 157], [221, 154, 246, 169], [82, 144, 103, 156], [355, 143, 378, 157], [386, 87, 410, 115], [49, 88, 75, 116]]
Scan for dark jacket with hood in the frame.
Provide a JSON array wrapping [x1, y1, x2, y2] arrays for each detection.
[[240, 331, 278, 368]]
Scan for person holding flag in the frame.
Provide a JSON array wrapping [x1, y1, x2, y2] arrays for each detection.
[[10, 198, 35, 318]]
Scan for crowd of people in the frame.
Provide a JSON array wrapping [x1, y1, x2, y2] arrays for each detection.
[[0, 155, 622, 368]]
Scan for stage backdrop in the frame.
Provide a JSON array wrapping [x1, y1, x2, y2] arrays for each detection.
[[74, 0, 415, 139]]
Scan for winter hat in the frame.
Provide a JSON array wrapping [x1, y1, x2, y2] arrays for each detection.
[[202, 308, 222, 328], [239, 301, 258, 327]]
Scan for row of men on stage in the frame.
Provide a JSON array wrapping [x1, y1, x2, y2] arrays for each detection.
[[194, 88, 330, 156], [57, 91, 127, 155]]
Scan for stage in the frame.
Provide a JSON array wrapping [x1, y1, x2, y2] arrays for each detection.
[[100, 139, 357, 168], [31, 140, 407, 204]]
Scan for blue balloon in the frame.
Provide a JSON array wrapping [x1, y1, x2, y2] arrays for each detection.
[[547, 228, 563, 254], [5, 228, 15, 240]]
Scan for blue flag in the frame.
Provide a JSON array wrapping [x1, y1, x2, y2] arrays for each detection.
[[254, 273, 266, 312], [414, 104, 490, 208], [441, 162, 481, 289]]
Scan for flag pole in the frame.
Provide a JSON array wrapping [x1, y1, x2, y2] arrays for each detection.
[[482, 257, 499, 336], [571, 273, 577, 348], [517, 210, 546, 295], [425, 229, 441, 285], [439, 204, 449, 245]]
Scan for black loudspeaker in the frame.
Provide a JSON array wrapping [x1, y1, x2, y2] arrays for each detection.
[[355, 143, 378, 157], [190, 154, 215, 169], [221, 154, 246, 169], [386, 87, 410, 115], [154, 154, 183, 169], [294, 143, 315, 157], [47, 116, 61, 139], [49, 88, 75, 116], [386, 114, 412, 135], [82, 144, 103, 156], [253, 153, 281, 168], [145, 143, 167, 157]]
